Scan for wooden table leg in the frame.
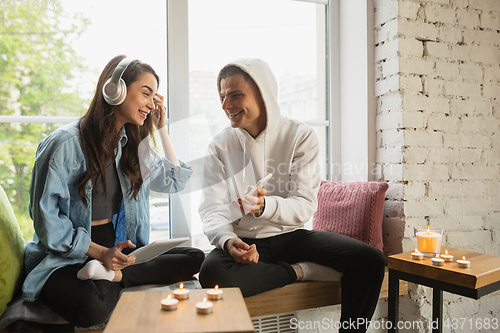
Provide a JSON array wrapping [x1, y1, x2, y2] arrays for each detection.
[[432, 288, 443, 333], [388, 269, 400, 333]]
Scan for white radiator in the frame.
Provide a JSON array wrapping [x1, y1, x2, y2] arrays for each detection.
[[252, 312, 297, 333]]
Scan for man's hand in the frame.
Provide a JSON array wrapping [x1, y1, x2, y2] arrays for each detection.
[[224, 238, 259, 264], [231, 187, 267, 216]]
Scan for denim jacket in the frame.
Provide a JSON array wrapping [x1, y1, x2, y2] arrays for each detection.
[[23, 122, 193, 301]]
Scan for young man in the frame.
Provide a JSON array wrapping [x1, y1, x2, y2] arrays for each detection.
[[199, 58, 385, 332]]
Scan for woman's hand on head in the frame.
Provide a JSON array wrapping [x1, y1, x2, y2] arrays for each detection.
[[101, 240, 137, 271], [152, 93, 166, 129]]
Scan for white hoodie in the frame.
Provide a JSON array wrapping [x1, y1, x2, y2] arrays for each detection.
[[199, 58, 321, 250]]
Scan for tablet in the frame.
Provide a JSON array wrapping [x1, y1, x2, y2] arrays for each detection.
[[128, 237, 190, 265]]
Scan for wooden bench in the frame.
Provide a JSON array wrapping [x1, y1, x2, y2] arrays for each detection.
[[245, 267, 408, 317]]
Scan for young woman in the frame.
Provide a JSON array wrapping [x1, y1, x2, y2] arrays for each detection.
[[22, 55, 204, 328]]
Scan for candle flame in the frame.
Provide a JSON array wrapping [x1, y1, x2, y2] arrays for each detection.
[[215, 285, 219, 290], [445, 250, 448, 255], [203, 297, 207, 303], [179, 283, 184, 289], [462, 256, 466, 260], [426, 226, 431, 234], [435, 254, 439, 258], [167, 295, 171, 300]]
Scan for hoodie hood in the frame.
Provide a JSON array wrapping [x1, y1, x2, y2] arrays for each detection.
[[219, 58, 281, 137]]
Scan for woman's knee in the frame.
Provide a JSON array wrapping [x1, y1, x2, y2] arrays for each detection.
[[69, 300, 112, 328], [43, 289, 113, 328], [190, 248, 206, 267], [171, 247, 205, 266], [184, 248, 205, 276]]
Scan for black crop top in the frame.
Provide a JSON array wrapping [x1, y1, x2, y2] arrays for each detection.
[[91, 162, 122, 220]]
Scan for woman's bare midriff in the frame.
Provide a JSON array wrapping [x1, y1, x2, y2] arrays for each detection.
[[91, 217, 113, 226]]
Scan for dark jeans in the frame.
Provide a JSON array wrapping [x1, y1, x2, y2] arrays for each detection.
[[199, 229, 385, 333], [40, 223, 204, 328]]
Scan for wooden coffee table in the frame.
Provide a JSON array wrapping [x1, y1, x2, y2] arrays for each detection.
[[103, 288, 255, 333], [388, 247, 500, 333]]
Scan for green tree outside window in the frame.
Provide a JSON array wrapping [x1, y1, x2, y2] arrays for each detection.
[[0, 1, 89, 242]]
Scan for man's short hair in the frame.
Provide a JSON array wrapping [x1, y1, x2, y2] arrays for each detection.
[[217, 65, 259, 94]]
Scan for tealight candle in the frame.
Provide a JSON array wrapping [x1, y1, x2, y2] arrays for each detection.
[[431, 254, 444, 266], [411, 249, 424, 260], [457, 256, 471, 268], [161, 295, 178, 311], [207, 285, 223, 300], [196, 298, 213, 314], [440, 250, 454, 262], [173, 283, 189, 300]]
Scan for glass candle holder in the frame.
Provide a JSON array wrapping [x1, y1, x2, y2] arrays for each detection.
[[414, 226, 443, 257]]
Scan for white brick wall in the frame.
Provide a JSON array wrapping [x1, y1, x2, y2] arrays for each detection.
[[299, 1, 499, 331], [376, 0, 500, 332], [425, 41, 450, 58]]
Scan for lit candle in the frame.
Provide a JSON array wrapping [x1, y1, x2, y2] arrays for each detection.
[[207, 285, 223, 300], [431, 254, 444, 266], [411, 249, 424, 260], [457, 256, 471, 268], [416, 226, 442, 255], [196, 297, 213, 314], [173, 283, 189, 300], [161, 295, 178, 311], [440, 250, 454, 262]]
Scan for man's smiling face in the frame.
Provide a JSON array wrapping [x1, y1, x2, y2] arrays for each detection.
[[219, 73, 266, 138]]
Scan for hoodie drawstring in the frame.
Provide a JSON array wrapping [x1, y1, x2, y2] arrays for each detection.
[[243, 139, 246, 181]]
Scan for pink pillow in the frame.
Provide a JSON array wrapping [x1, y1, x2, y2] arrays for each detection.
[[312, 181, 388, 251]]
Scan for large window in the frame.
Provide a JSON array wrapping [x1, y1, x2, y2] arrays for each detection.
[[0, 0, 169, 241], [184, 0, 328, 249], [0, 0, 330, 250]]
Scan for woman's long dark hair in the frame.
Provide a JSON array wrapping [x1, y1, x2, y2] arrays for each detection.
[[78, 55, 160, 205]]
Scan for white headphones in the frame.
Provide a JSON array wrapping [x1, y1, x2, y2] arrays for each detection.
[[102, 58, 133, 105]]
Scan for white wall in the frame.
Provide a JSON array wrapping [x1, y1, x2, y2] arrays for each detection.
[[378, 0, 500, 331], [298, 0, 500, 331]]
